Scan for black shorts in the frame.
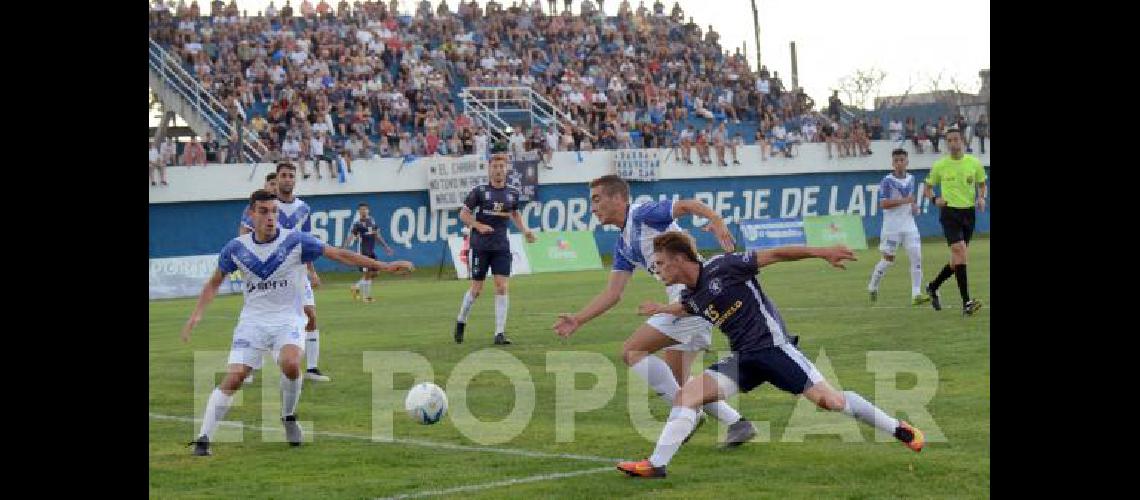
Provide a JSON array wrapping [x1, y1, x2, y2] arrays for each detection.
[[939, 207, 977, 245], [469, 248, 512, 280], [708, 344, 822, 395], [360, 251, 377, 272]]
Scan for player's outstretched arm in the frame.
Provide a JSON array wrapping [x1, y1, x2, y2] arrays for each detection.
[[755, 246, 857, 270], [510, 210, 537, 243], [977, 181, 987, 212], [637, 301, 691, 317], [321, 245, 415, 274], [182, 269, 226, 343], [554, 270, 632, 338], [672, 199, 735, 251]]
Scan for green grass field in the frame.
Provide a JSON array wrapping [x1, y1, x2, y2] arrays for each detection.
[[149, 238, 989, 499]]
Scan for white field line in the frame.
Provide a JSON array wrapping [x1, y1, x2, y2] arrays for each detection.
[[149, 413, 625, 463]]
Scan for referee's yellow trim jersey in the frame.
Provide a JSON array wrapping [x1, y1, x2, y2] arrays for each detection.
[[926, 155, 987, 208]]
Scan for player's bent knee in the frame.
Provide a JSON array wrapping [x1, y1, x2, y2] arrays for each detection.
[[620, 345, 647, 367]]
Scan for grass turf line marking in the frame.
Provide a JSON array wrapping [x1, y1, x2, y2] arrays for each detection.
[[374, 466, 615, 500]]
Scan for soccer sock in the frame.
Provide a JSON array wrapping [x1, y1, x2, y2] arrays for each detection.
[[841, 391, 899, 436], [954, 264, 970, 303], [906, 245, 924, 296], [681, 376, 742, 425], [930, 264, 954, 290], [630, 356, 680, 403], [494, 294, 509, 334], [456, 290, 476, 323], [197, 388, 234, 440], [362, 279, 372, 299], [702, 400, 741, 426], [649, 406, 699, 467], [305, 330, 320, 370], [280, 373, 303, 417], [868, 259, 893, 291]]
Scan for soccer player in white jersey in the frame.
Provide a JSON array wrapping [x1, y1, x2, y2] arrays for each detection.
[[271, 163, 332, 382], [867, 149, 932, 305], [236, 172, 279, 385], [182, 189, 413, 456], [553, 175, 757, 447]]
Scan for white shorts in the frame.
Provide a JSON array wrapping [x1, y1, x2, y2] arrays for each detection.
[[227, 322, 306, 369], [879, 230, 920, 256], [302, 275, 315, 307], [646, 314, 713, 352]]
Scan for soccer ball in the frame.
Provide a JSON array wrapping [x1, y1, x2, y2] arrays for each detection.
[[405, 382, 448, 425]]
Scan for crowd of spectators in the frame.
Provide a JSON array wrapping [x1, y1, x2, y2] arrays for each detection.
[[148, 0, 989, 180]]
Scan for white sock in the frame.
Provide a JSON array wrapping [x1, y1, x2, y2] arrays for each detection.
[[649, 406, 698, 467], [305, 330, 320, 370], [281, 373, 303, 417], [494, 294, 509, 334], [630, 356, 680, 404], [362, 279, 372, 299], [702, 400, 741, 426], [457, 290, 477, 323], [841, 391, 899, 435], [197, 388, 234, 440], [906, 245, 924, 296], [868, 258, 894, 291]]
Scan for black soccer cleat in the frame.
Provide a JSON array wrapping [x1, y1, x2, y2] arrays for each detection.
[[963, 299, 983, 316], [282, 415, 303, 447], [189, 435, 211, 456], [493, 332, 512, 345], [454, 322, 465, 344], [926, 284, 942, 311], [721, 418, 758, 448]]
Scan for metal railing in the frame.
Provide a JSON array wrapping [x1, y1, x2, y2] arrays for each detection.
[[459, 86, 593, 141], [148, 38, 267, 162]]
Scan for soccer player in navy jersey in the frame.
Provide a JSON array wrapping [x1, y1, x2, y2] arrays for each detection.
[[453, 153, 537, 345], [615, 232, 925, 478], [343, 202, 394, 303]]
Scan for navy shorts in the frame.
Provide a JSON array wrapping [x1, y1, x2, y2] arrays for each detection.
[[470, 248, 511, 280], [360, 251, 377, 273], [708, 344, 823, 395]]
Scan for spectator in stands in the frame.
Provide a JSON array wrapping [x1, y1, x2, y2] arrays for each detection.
[[972, 114, 987, 154], [203, 132, 220, 163], [815, 118, 832, 159], [889, 117, 903, 142], [183, 136, 207, 166], [870, 116, 883, 141], [712, 121, 727, 167], [150, 140, 168, 186], [771, 119, 791, 158], [828, 91, 842, 122], [910, 118, 926, 154], [161, 137, 177, 166], [509, 127, 527, 156], [695, 126, 711, 165], [802, 120, 818, 143], [729, 131, 742, 165], [925, 119, 939, 153], [679, 124, 694, 164]]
